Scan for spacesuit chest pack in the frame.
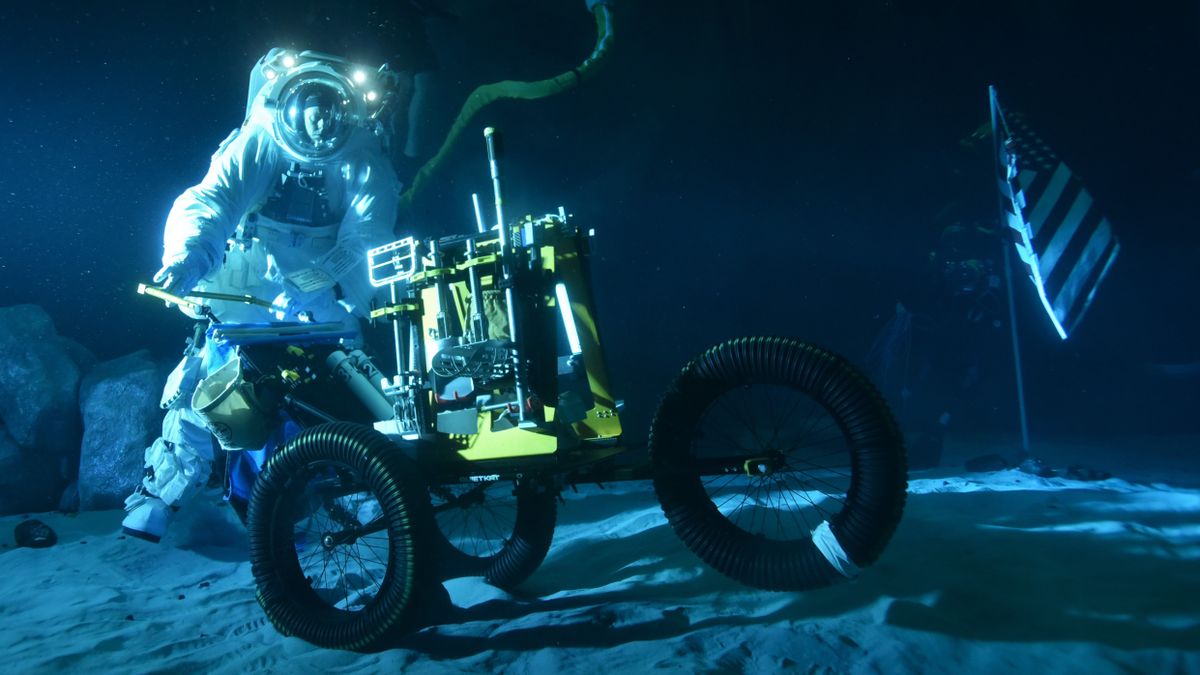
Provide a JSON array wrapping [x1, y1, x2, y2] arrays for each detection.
[[257, 162, 340, 228]]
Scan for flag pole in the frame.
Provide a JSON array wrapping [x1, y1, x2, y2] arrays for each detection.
[[1002, 239, 1032, 460], [990, 85, 1032, 461]]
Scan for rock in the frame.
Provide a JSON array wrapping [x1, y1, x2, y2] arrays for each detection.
[[1017, 456, 1058, 478], [0, 305, 85, 449], [1065, 464, 1113, 482], [0, 423, 18, 471], [964, 452, 1010, 472], [0, 305, 88, 515], [0, 422, 60, 514], [58, 480, 80, 512], [77, 350, 164, 511], [61, 336, 99, 374], [13, 518, 57, 548]]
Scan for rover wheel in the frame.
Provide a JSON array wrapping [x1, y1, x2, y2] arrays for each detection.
[[650, 337, 907, 591], [429, 477, 557, 589], [247, 423, 433, 651]]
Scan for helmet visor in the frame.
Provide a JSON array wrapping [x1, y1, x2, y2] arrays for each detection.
[[277, 78, 352, 160]]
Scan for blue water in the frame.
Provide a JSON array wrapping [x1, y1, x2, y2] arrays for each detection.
[[1, 0, 1196, 441]]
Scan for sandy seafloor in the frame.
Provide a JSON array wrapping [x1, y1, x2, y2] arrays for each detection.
[[1, 434, 1197, 674]]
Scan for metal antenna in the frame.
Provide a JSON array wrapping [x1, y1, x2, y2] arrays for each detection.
[[484, 127, 526, 424]]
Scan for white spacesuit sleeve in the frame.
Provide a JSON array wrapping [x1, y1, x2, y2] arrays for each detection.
[[161, 127, 279, 272], [334, 155, 402, 314]]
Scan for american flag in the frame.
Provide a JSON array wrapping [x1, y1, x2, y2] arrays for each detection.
[[990, 86, 1120, 340]]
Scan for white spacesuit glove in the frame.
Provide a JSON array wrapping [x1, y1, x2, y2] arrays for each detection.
[[271, 291, 314, 323], [271, 284, 363, 346], [153, 256, 208, 297], [270, 281, 336, 323]]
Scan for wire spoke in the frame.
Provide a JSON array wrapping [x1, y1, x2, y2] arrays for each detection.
[[715, 389, 772, 450], [435, 483, 519, 560], [694, 381, 866, 543]]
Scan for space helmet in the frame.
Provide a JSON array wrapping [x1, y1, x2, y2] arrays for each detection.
[[249, 49, 391, 164], [275, 76, 353, 162], [276, 74, 355, 162]]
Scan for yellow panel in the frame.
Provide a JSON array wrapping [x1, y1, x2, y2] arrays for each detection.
[[455, 411, 559, 461], [418, 221, 623, 461], [456, 254, 499, 270], [449, 280, 471, 330], [574, 405, 622, 439]]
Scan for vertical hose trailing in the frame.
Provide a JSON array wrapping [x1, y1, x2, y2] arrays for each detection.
[[397, 4, 615, 214]]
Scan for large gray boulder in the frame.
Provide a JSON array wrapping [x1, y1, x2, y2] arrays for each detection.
[[77, 350, 165, 511], [0, 305, 90, 514]]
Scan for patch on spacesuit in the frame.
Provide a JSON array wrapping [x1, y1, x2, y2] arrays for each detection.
[[284, 267, 336, 292], [283, 245, 360, 292], [316, 244, 360, 281]]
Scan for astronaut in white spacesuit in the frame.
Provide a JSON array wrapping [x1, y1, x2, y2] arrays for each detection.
[[122, 49, 402, 542]]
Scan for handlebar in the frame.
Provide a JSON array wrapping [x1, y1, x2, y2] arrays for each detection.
[[136, 282, 275, 321]]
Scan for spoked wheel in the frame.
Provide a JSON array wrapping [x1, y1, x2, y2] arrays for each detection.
[[650, 337, 907, 591], [247, 423, 433, 651], [429, 477, 557, 589]]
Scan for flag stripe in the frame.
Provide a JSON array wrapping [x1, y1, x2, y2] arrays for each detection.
[[1025, 163, 1072, 239], [990, 87, 1119, 340], [1039, 184, 1092, 281], [1044, 203, 1104, 298], [1059, 222, 1119, 334]]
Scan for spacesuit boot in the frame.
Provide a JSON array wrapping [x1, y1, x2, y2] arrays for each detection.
[[121, 404, 215, 543], [121, 491, 174, 543]]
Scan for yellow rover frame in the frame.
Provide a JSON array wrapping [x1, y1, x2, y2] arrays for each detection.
[[373, 213, 622, 464]]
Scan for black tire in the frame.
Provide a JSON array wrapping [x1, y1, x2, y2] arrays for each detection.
[[650, 337, 907, 591], [429, 478, 557, 589], [247, 423, 433, 651]]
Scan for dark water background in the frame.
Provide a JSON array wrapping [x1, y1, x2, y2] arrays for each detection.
[[2, 1, 1197, 444]]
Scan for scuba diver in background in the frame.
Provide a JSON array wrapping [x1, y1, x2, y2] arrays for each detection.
[[932, 220, 1005, 329], [121, 49, 403, 542], [867, 215, 1007, 470]]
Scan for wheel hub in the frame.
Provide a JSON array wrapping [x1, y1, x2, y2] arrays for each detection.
[[743, 453, 783, 476], [321, 529, 359, 549]]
